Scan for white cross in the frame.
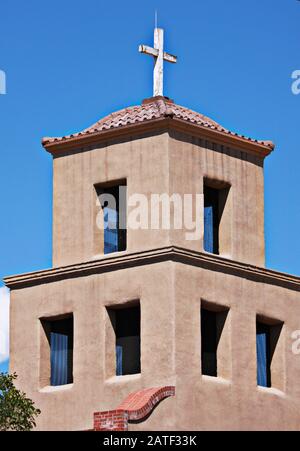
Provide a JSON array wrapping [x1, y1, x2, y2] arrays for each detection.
[[139, 28, 177, 97]]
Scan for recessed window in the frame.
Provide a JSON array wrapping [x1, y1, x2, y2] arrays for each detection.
[[203, 180, 230, 255], [256, 318, 283, 389], [201, 303, 230, 378], [40, 315, 73, 387], [107, 304, 140, 376], [256, 322, 271, 387], [94, 180, 127, 255]]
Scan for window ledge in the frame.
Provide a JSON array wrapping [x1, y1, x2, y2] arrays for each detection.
[[105, 373, 142, 385], [92, 250, 128, 260], [257, 386, 285, 398], [39, 383, 74, 393], [201, 375, 231, 386], [202, 374, 232, 386], [202, 250, 232, 260]]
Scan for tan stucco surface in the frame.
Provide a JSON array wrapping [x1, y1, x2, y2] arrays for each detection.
[[6, 127, 300, 431], [52, 131, 265, 267], [8, 257, 300, 431]]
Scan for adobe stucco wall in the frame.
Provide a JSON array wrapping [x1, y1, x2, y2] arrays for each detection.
[[9, 258, 300, 431], [9, 261, 175, 431], [52, 130, 265, 268], [168, 131, 265, 266], [132, 261, 300, 431], [7, 122, 297, 431], [52, 132, 170, 267]]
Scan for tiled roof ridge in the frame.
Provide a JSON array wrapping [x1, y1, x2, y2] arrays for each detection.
[[42, 96, 275, 150]]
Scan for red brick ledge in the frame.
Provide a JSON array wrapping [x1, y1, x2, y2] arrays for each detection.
[[94, 386, 175, 431]]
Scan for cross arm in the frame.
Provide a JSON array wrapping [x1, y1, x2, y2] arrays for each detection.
[[139, 45, 158, 57], [139, 45, 177, 64], [163, 52, 177, 64]]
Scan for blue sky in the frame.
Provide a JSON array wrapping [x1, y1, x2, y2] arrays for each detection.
[[0, 0, 299, 372]]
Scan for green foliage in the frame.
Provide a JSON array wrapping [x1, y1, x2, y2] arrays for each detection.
[[0, 372, 41, 431]]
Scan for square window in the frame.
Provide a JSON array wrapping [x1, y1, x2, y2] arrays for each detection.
[[256, 322, 271, 387], [40, 315, 73, 387], [201, 308, 218, 376], [256, 318, 283, 389], [203, 180, 230, 255], [107, 304, 140, 376], [201, 303, 230, 378], [95, 181, 127, 255]]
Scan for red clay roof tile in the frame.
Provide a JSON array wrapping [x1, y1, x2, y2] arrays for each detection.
[[42, 96, 274, 150]]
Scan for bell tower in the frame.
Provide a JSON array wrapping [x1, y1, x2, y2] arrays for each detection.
[[6, 27, 300, 432], [43, 91, 273, 268]]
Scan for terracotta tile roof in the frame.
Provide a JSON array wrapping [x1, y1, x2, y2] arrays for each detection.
[[42, 96, 274, 151]]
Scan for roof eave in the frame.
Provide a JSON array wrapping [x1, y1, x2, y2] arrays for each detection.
[[42, 117, 275, 158]]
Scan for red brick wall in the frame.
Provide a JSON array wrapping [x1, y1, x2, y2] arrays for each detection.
[[94, 386, 175, 431], [94, 410, 129, 432]]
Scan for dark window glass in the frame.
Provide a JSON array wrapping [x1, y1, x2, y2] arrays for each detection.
[[109, 305, 140, 376], [204, 186, 220, 254], [201, 309, 217, 376], [96, 183, 127, 254], [256, 322, 271, 387], [49, 317, 73, 386]]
